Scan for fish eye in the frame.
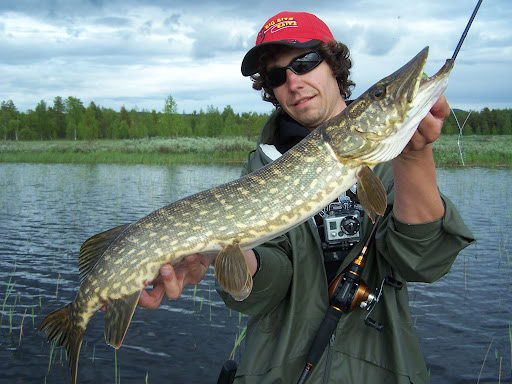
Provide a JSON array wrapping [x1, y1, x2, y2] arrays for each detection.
[[372, 87, 386, 99]]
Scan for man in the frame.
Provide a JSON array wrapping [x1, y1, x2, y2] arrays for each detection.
[[140, 12, 475, 383]]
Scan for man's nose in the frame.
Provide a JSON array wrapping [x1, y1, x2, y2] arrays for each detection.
[[285, 69, 304, 90]]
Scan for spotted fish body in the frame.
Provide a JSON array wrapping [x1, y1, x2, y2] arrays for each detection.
[[39, 47, 453, 384]]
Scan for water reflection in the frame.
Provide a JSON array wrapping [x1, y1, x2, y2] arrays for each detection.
[[0, 164, 510, 383]]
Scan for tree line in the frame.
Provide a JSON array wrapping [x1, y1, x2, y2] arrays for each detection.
[[0, 96, 270, 141], [0, 96, 511, 141], [444, 107, 512, 136]]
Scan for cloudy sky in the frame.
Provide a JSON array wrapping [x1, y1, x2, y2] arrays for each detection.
[[1, 0, 510, 114]]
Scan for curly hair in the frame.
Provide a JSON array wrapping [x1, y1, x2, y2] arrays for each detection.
[[250, 41, 355, 107]]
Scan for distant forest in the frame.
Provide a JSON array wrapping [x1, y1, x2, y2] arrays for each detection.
[[1, 96, 511, 141]]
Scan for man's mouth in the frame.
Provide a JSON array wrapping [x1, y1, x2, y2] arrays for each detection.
[[293, 96, 314, 106]]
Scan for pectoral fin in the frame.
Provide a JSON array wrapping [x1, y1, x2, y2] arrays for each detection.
[[356, 165, 387, 223], [105, 290, 140, 349], [214, 242, 252, 301]]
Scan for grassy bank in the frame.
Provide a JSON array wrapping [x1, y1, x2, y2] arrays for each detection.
[[0, 137, 255, 165], [432, 135, 512, 168], [0, 135, 511, 167]]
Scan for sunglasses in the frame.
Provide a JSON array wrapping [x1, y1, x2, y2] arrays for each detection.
[[263, 51, 323, 88]]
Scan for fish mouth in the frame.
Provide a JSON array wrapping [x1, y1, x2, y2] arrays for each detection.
[[388, 47, 452, 106], [365, 49, 454, 163], [417, 58, 454, 101]]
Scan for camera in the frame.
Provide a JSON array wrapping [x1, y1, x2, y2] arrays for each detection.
[[318, 185, 363, 251], [323, 205, 362, 249]]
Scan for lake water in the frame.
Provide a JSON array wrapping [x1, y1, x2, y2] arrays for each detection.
[[0, 163, 510, 384]]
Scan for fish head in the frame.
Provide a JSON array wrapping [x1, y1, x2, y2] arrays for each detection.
[[322, 46, 454, 163]]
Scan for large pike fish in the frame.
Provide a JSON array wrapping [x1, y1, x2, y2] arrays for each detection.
[[40, 47, 453, 383]]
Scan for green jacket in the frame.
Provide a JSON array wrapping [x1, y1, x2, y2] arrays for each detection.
[[217, 110, 475, 384]]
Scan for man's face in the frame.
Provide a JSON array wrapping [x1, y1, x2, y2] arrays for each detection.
[[268, 48, 347, 131]]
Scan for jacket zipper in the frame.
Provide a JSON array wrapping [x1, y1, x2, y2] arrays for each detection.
[[322, 332, 336, 384]]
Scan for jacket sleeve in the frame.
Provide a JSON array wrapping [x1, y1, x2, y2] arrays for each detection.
[[376, 193, 475, 283], [371, 161, 475, 283], [216, 234, 293, 316]]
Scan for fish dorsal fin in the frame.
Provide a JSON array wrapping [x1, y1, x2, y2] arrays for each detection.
[[356, 165, 387, 223], [105, 290, 140, 349], [78, 224, 131, 283], [214, 241, 253, 301]]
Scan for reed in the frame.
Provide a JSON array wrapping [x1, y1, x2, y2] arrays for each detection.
[[55, 273, 60, 299], [0, 137, 257, 165], [499, 356, 502, 383], [432, 135, 512, 168], [47, 339, 58, 373], [1, 276, 15, 327], [7, 292, 20, 335], [477, 338, 494, 383], [509, 323, 512, 373], [2, 135, 511, 167], [114, 349, 120, 384], [209, 283, 212, 323], [18, 308, 27, 348], [8, 305, 15, 335], [229, 325, 247, 360], [192, 285, 197, 307]]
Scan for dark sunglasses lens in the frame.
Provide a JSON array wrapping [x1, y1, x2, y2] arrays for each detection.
[[264, 51, 322, 88], [264, 68, 287, 88], [291, 52, 322, 74]]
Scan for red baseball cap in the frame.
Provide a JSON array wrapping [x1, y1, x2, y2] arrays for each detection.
[[241, 11, 334, 76]]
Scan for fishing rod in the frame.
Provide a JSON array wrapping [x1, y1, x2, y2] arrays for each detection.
[[296, 1, 484, 383], [452, 0, 483, 62], [296, 216, 399, 384]]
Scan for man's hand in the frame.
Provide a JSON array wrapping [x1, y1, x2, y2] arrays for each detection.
[[391, 95, 450, 224], [139, 253, 216, 310]]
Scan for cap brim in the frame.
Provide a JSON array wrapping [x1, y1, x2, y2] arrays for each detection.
[[241, 40, 322, 76]]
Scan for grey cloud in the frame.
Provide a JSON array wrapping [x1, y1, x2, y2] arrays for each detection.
[[190, 22, 248, 60], [164, 13, 181, 28], [94, 16, 132, 27], [1, 0, 508, 114], [362, 27, 400, 56], [139, 20, 153, 36]]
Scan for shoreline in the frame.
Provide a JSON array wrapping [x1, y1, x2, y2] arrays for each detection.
[[1, 135, 511, 168]]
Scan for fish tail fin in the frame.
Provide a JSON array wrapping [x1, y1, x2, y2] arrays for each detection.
[[39, 303, 84, 384], [215, 242, 253, 301]]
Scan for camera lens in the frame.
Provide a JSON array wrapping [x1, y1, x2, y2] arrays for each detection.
[[340, 216, 360, 235]]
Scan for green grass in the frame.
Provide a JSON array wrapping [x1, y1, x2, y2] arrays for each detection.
[[0, 137, 256, 165], [1, 135, 511, 167], [432, 135, 512, 168]]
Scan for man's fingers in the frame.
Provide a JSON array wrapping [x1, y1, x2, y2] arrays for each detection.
[[430, 95, 450, 120], [138, 255, 216, 309], [160, 264, 175, 280], [139, 283, 165, 310], [163, 271, 184, 300]]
